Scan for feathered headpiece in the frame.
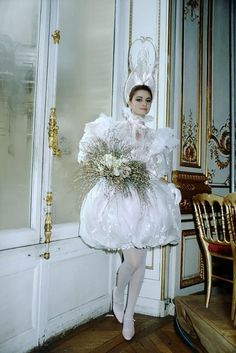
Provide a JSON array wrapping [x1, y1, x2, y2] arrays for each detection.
[[124, 37, 158, 104]]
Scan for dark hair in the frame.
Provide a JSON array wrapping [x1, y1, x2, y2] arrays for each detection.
[[129, 84, 153, 102]]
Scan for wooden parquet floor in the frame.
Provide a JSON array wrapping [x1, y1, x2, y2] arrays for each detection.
[[34, 314, 203, 353]]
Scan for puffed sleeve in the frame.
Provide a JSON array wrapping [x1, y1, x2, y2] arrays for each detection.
[[147, 128, 179, 178], [77, 114, 113, 162], [149, 128, 179, 155]]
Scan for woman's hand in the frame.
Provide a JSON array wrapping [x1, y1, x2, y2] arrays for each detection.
[[168, 183, 182, 205]]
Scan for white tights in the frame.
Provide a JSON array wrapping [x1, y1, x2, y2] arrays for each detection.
[[115, 248, 147, 321]]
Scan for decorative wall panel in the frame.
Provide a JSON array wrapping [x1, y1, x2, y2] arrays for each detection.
[[206, 0, 231, 187], [180, 0, 203, 168], [180, 229, 204, 288]]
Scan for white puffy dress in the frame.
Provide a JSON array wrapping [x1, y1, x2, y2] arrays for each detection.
[[78, 112, 181, 250]]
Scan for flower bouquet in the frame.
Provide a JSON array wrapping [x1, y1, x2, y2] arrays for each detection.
[[75, 137, 151, 203]]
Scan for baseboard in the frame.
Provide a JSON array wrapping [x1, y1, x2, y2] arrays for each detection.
[[44, 294, 110, 342], [135, 296, 162, 317]]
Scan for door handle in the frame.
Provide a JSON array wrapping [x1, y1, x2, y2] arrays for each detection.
[[48, 107, 61, 156]]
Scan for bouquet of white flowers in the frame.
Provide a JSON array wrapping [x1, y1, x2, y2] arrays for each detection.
[[75, 137, 151, 203]]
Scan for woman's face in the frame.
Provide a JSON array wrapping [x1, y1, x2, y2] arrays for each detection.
[[129, 89, 152, 117]]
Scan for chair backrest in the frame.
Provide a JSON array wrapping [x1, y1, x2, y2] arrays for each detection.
[[192, 193, 230, 245], [224, 193, 236, 245]]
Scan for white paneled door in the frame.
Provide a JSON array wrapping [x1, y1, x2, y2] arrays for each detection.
[[0, 1, 116, 352]]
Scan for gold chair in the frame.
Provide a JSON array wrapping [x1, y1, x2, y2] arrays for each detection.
[[192, 193, 233, 308], [224, 193, 236, 325]]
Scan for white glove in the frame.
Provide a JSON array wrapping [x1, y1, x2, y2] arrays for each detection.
[[168, 183, 182, 205]]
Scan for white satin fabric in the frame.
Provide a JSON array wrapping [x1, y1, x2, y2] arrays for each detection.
[[78, 112, 181, 250]]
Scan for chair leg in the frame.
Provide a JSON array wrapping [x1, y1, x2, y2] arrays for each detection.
[[231, 279, 236, 321], [205, 253, 212, 308], [232, 262, 236, 321]]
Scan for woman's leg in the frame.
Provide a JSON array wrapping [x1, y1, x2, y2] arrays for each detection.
[[115, 248, 147, 307], [114, 248, 147, 340], [123, 248, 147, 321], [112, 249, 136, 323]]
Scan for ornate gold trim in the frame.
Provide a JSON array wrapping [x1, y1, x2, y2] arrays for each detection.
[[181, 110, 199, 164], [45, 191, 53, 206], [161, 0, 172, 302], [156, 0, 161, 127], [180, 0, 203, 168], [48, 108, 61, 156], [172, 170, 211, 213], [206, 0, 212, 179], [180, 229, 204, 288], [166, 0, 172, 127], [209, 119, 230, 170], [184, 0, 200, 22], [44, 213, 52, 245], [161, 245, 167, 300], [206, 0, 231, 185], [43, 192, 53, 260], [129, 0, 133, 51], [52, 30, 60, 44]]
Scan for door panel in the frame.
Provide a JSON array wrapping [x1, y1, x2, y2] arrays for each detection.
[[0, 1, 116, 351], [52, 0, 115, 226], [0, 0, 40, 230]]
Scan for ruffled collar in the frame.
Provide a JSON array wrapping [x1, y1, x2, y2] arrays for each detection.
[[122, 107, 154, 124]]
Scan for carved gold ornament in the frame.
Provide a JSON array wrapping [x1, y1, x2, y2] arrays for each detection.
[[184, 0, 200, 22], [181, 110, 198, 165], [207, 169, 215, 184], [224, 176, 230, 186], [43, 192, 53, 260], [44, 212, 52, 245], [209, 118, 230, 170], [48, 108, 61, 156], [52, 30, 60, 44]]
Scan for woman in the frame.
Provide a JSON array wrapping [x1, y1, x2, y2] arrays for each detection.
[[77, 84, 181, 341]]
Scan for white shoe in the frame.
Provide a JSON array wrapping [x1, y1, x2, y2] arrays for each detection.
[[122, 319, 135, 341], [112, 287, 124, 324]]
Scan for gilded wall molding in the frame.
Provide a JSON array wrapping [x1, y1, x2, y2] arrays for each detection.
[[129, 0, 133, 49], [166, 0, 172, 127], [180, 0, 203, 168], [206, 0, 231, 186]]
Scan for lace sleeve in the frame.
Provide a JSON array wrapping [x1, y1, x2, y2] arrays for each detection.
[[147, 150, 171, 178], [150, 128, 179, 155], [147, 128, 178, 178]]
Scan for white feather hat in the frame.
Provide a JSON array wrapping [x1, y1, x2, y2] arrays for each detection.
[[124, 36, 158, 104]]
